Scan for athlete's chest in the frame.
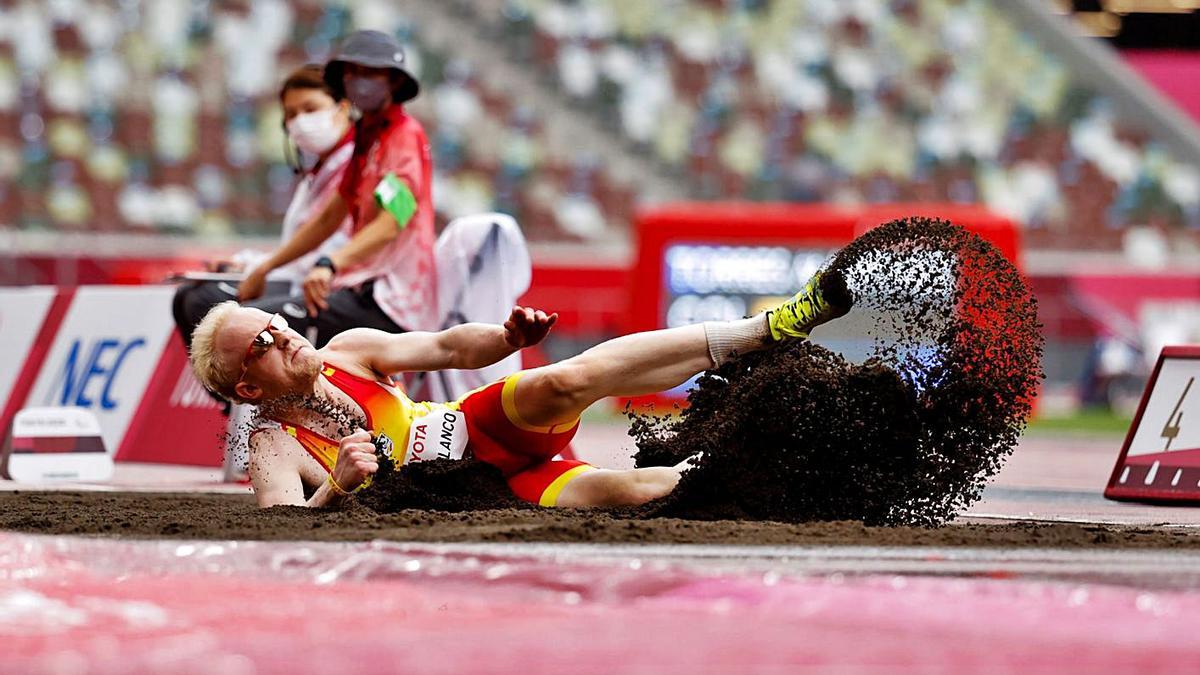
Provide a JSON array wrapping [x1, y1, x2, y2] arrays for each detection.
[[304, 376, 470, 466], [286, 386, 372, 441]]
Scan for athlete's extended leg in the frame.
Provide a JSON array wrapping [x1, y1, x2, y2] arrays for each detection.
[[511, 323, 713, 429], [499, 454, 691, 508], [555, 464, 686, 508], [511, 270, 853, 428]]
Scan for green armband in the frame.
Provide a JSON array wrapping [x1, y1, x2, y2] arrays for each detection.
[[374, 172, 417, 230]]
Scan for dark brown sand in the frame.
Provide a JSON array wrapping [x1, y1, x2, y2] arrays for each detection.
[[2, 491, 1199, 548]]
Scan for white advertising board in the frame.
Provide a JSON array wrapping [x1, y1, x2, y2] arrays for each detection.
[[24, 286, 177, 453], [3, 407, 113, 482]]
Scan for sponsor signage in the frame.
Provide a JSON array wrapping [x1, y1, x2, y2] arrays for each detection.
[[404, 408, 467, 463], [24, 287, 177, 453], [2, 407, 113, 482]]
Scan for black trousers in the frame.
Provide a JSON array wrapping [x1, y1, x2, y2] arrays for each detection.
[[171, 278, 405, 350]]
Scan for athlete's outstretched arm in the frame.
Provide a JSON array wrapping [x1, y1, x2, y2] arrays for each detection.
[[327, 306, 556, 377]]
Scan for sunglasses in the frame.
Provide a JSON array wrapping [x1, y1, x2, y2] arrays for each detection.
[[236, 313, 289, 384]]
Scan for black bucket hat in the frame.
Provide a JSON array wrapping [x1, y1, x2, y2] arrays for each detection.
[[324, 30, 420, 104]]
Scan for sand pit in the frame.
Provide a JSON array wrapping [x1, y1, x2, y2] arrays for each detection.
[[3, 490, 1200, 548]]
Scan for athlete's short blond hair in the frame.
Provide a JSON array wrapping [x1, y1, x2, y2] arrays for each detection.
[[189, 300, 242, 400]]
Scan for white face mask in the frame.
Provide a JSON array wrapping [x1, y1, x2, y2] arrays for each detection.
[[286, 107, 344, 157]]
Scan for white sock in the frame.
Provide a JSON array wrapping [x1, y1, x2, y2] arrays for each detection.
[[703, 314, 770, 367]]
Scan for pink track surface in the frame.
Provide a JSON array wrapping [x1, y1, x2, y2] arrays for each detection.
[[3, 534, 1200, 674]]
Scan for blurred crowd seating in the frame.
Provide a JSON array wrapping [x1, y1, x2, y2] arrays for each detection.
[[485, 0, 1200, 249], [414, 51, 637, 243], [0, 0, 629, 244], [1, 0, 1198, 250]]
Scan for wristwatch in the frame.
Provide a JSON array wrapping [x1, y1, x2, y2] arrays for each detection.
[[314, 256, 337, 274]]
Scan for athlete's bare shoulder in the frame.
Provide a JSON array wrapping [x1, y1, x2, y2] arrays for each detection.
[[323, 327, 388, 350], [319, 328, 391, 380]]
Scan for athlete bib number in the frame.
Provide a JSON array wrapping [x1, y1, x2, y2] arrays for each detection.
[[403, 408, 468, 464]]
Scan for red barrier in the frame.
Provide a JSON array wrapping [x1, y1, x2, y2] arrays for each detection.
[[0, 289, 74, 447]]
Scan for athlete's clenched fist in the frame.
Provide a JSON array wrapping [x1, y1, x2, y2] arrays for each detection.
[[329, 429, 378, 494]]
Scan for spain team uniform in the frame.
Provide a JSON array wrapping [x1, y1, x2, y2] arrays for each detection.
[[268, 364, 595, 506]]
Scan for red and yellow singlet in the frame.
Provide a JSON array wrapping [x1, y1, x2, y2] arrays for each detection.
[[272, 363, 593, 506]]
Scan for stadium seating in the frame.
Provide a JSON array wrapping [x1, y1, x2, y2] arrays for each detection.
[[0, 0, 1197, 249], [483, 0, 1200, 249], [0, 0, 629, 243]]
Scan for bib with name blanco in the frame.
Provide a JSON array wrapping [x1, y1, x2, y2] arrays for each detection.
[[402, 407, 468, 463]]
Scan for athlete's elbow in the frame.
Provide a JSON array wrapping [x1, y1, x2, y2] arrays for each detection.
[[618, 468, 682, 506]]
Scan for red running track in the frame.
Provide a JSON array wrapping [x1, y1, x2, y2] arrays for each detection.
[[2, 533, 1199, 674]]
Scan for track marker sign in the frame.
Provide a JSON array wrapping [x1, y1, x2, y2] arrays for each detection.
[[1, 407, 113, 482], [1106, 346, 1200, 503]]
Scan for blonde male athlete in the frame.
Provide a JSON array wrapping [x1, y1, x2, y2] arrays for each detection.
[[189, 273, 850, 509]]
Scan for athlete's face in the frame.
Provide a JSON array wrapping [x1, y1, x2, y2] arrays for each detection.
[[218, 307, 321, 402]]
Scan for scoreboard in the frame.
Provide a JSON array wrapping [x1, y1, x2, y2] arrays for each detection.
[[662, 243, 834, 328]]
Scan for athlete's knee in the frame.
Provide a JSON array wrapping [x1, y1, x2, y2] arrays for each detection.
[[633, 468, 681, 504], [532, 362, 594, 408], [557, 466, 681, 507], [607, 467, 680, 506]]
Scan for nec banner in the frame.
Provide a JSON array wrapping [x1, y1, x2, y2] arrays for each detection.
[[6, 286, 226, 466], [24, 286, 176, 451]]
